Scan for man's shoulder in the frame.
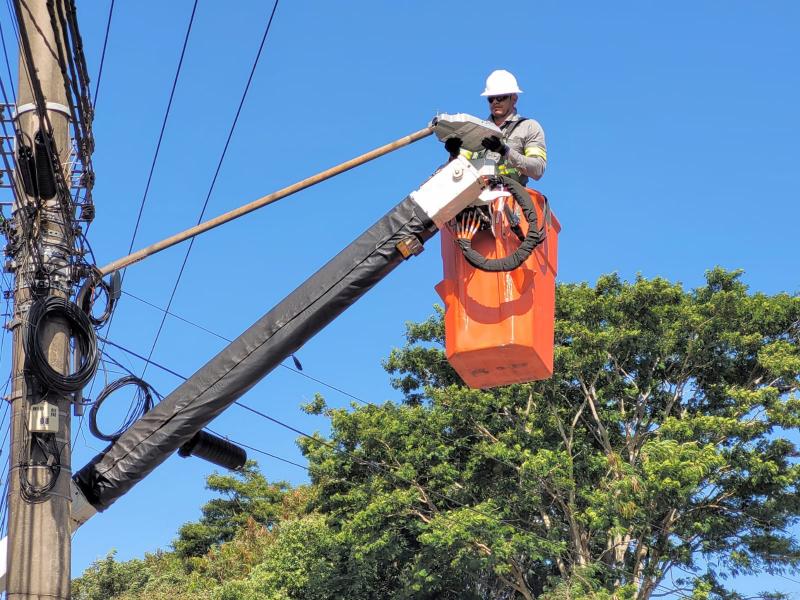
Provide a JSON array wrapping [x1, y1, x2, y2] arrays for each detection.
[[516, 114, 543, 128], [510, 115, 545, 138]]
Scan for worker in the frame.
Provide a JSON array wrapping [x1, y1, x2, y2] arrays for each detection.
[[445, 69, 547, 186]]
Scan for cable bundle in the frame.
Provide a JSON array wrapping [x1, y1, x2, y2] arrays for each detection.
[[76, 267, 117, 327], [89, 375, 156, 441], [19, 433, 63, 502], [24, 296, 99, 394]]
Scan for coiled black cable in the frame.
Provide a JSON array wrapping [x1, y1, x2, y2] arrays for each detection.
[[89, 375, 155, 441], [456, 176, 549, 272], [76, 267, 116, 327], [24, 296, 99, 394], [19, 433, 62, 502]]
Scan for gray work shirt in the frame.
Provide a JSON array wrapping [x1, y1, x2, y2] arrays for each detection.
[[464, 111, 547, 186]]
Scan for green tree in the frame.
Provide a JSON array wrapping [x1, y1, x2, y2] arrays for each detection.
[[74, 270, 800, 600], [73, 467, 320, 600], [300, 269, 800, 599], [173, 461, 294, 559], [71, 551, 150, 600], [72, 549, 188, 600]]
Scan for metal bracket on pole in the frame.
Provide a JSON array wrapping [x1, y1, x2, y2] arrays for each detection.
[[69, 481, 96, 533], [14, 102, 72, 120]]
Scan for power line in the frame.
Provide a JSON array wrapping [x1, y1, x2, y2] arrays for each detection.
[[205, 427, 306, 471], [123, 289, 368, 405], [98, 335, 187, 381], [0, 375, 12, 536], [109, 292, 536, 491], [140, 0, 280, 378], [0, 394, 10, 440], [87, 0, 198, 404], [0, 16, 16, 101], [2, 0, 17, 39], [91, 0, 114, 109], [0, 68, 24, 208], [94, 343, 309, 472], [0, 474, 9, 535], [92, 336, 546, 538], [122, 0, 197, 257]]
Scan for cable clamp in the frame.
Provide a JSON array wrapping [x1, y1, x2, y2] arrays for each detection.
[[14, 102, 72, 120], [5, 391, 24, 402]]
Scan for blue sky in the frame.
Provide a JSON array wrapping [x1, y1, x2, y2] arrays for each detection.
[[1, 0, 799, 594]]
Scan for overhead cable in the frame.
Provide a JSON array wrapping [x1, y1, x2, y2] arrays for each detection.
[[123, 289, 366, 405], [98, 308, 548, 513], [96, 344, 306, 472], [0, 17, 15, 101], [140, 0, 281, 378], [91, 0, 114, 108], [205, 427, 307, 471], [123, 0, 198, 258], [91, 337, 544, 536], [89, 0, 199, 401]]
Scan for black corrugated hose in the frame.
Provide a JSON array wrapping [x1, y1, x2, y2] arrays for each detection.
[[456, 175, 548, 272]]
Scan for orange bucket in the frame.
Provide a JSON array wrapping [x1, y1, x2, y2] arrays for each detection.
[[435, 189, 560, 389]]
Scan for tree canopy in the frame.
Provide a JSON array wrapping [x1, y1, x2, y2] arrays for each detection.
[[74, 269, 800, 599]]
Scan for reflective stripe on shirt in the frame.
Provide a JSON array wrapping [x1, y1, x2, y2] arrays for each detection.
[[524, 146, 547, 160]]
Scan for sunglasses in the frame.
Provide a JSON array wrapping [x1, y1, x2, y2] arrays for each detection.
[[487, 95, 511, 103]]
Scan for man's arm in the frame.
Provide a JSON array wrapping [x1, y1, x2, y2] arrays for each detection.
[[505, 119, 547, 181]]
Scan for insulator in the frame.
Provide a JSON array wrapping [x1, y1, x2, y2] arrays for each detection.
[[178, 431, 246, 471]]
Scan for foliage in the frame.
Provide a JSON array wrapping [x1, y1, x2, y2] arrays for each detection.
[[74, 270, 800, 599], [305, 269, 800, 598], [172, 461, 295, 559], [73, 466, 317, 600]]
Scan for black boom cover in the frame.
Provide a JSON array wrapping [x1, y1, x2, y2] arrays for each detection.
[[74, 196, 436, 511]]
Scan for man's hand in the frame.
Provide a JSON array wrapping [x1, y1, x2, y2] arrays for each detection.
[[455, 211, 481, 241], [481, 136, 507, 156], [445, 137, 462, 158]]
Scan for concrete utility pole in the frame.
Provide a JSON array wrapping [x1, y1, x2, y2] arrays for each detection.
[[6, 0, 74, 597]]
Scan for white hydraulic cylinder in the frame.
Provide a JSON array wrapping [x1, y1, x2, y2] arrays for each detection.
[[410, 156, 484, 228]]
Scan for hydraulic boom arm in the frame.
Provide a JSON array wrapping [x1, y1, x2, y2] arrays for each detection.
[[70, 157, 485, 527]]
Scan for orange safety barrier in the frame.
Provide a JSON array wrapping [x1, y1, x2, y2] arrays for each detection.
[[435, 188, 560, 389]]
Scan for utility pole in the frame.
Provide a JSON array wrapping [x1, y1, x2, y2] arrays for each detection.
[[6, 0, 74, 597]]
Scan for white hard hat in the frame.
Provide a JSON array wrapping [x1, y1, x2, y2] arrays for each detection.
[[481, 69, 523, 96]]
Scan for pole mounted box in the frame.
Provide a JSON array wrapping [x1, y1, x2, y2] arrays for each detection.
[[29, 401, 59, 433]]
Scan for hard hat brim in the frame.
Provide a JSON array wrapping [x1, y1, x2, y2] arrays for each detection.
[[480, 88, 523, 96]]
